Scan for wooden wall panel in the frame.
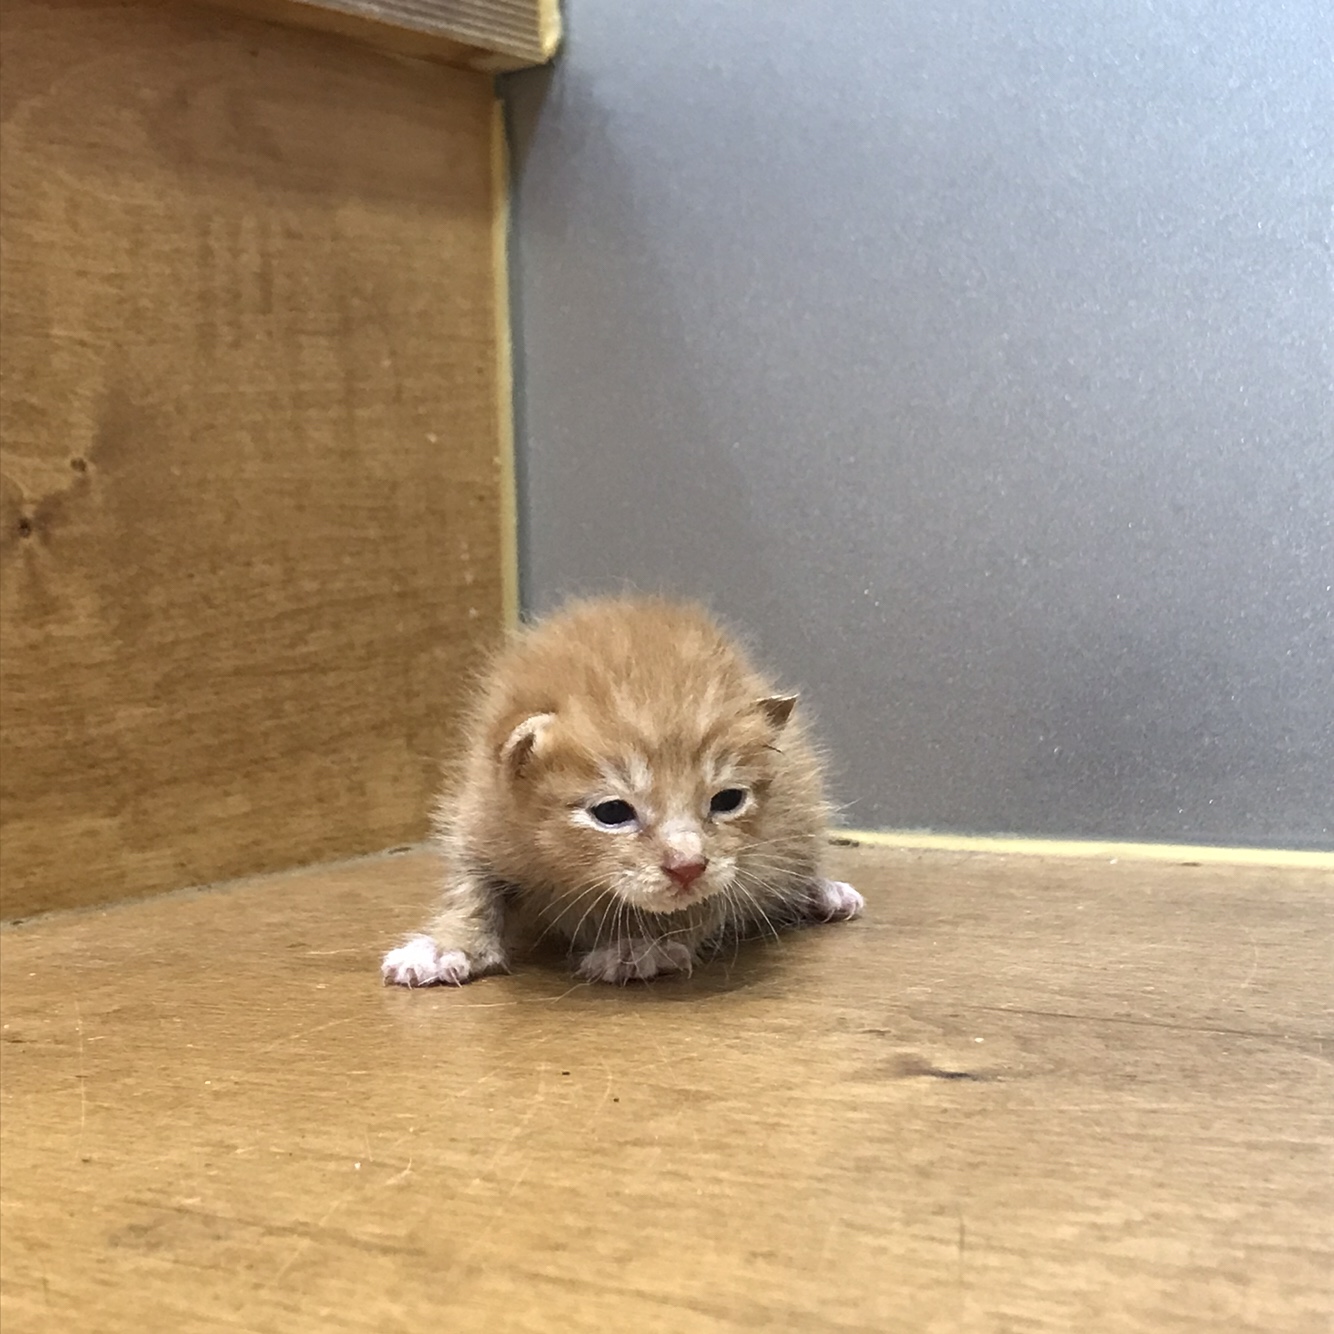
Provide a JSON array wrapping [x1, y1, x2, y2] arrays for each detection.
[[206, 0, 562, 72], [0, 0, 509, 917]]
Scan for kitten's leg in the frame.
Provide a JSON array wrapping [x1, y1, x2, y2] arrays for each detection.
[[799, 878, 864, 923], [381, 869, 508, 987], [731, 859, 865, 934], [576, 937, 696, 984], [575, 915, 709, 985]]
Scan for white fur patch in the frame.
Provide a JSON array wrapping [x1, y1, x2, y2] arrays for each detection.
[[381, 935, 474, 987], [576, 938, 695, 985], [593, 752, 653, 804], [657, 819, 704, 863], [807, 880, 865, 922], [624, 751, 653, 795]]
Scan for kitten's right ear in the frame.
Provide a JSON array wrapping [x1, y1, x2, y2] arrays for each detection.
[[499, 712, 555, 777], [757, 693, 799, 731]]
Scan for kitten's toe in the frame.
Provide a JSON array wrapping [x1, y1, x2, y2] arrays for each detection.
[[577, 938, 694, 985], [381, 935, 475, 987], [807, 879, 865, 922]]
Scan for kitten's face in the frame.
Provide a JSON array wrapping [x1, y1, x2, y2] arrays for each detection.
[[500, 701, 792, 914]]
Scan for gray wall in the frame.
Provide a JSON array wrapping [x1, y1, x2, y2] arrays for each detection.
[[504, 0, 1334, 850]]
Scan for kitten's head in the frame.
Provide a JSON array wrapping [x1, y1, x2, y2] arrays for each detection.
[[494, 692, 801, 914]]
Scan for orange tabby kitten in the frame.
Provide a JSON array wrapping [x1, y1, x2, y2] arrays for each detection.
[[381, 595, 862, 986]]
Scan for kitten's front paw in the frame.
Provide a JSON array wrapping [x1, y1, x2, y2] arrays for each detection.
[[381, 935, 475, 987], [806, 879, 864, 922], [577, 938, 695, 985]]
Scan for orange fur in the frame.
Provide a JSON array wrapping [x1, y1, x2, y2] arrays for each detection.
[[381, 595, 861, 987]]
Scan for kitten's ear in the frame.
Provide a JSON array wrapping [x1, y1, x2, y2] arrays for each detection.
[[499, 712, 555, 777], [756, 693, 799, 731]]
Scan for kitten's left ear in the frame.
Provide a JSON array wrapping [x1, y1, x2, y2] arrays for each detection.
[[757, 693, 799, 730]]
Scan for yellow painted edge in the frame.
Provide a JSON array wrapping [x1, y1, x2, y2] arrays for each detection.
[[835, 829, 1334, 871], [537, 0, 563, 57], [491, 94, 519, 629]]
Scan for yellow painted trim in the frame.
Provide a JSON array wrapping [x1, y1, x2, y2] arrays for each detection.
[[835, 829, 1334, 871], [537, 0, 563, 58], [491, 95, 519, 629]]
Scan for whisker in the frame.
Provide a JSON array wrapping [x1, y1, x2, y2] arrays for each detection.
[[572, 880, 624, 957], [728, 872, 788, 946], [534, 879, 612, 946]]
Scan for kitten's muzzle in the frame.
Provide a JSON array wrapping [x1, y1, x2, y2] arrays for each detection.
[[661, 855, 708, 892]]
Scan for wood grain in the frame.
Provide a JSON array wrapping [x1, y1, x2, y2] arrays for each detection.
[[0, 0, 509, 918], [203, 0, 561, 71], [2, 844, 1329, 1332]]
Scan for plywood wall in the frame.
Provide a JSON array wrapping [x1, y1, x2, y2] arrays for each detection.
[[0, 0, 511, 917]]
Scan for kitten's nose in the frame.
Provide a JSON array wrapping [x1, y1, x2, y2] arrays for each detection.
[[662, 855, 708, 890]]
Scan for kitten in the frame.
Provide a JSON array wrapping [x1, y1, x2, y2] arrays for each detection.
[[381, 594, 862, 986]]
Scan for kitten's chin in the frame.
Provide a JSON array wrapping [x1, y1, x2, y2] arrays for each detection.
[[631, 901, 692, 917]]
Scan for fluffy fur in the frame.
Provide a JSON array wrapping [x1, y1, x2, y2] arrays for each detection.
[[382, 595, 862, 986]]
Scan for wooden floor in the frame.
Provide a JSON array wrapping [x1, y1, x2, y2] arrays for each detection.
[[1, 844, 1330, 1332]]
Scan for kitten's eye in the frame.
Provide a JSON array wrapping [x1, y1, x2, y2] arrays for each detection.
[[588, 799, 637, 828], [709, 788, 747, 816]]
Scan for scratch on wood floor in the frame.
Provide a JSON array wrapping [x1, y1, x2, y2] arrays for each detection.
[[265, 1189, 357, 1290], [1213, 931, 1261, 1009], [444, 1156, 534, 1278], [255, 1016, 357, 1055], [461, 983, 587, 1008], [265, 1131, 417, 1289], [955, 1206, 968, 1334], [462, 1075, 547, 1194], [966, 1002, 1299, 1042], [592, 1058, 616, 1120], [72, 998, 87, 1158], [384, 1159, 414, 1187]]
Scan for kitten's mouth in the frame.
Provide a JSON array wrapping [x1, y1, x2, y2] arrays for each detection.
[[657, 877, 717, 908], [615, 871, 722, 913], [624, 881, 708, 913]]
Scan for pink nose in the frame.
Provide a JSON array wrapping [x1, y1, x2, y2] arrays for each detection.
[[662, 856, 708, 890]]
